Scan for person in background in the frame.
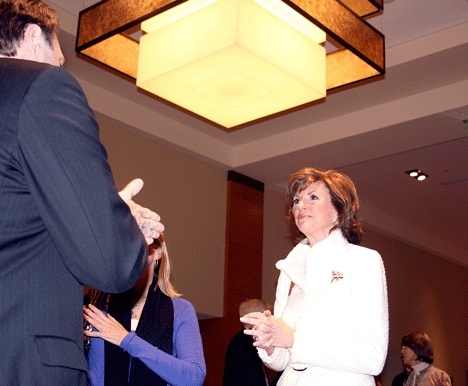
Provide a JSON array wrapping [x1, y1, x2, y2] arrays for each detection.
[[400, 332, 451, 386], [84, 234, 206, 386], [223, 298, 273, 386], [240, 167, 388, 386], [392, 366, 412, 386], [0, 1, 163, 384]]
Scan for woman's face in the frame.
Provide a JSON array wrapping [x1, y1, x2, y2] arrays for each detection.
[[292, 181, 338, 244], [401, 345, 418, 367], [148, 244, 162, 267]]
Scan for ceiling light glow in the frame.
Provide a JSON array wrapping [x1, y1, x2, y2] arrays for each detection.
[[75, 0, 385, 131]]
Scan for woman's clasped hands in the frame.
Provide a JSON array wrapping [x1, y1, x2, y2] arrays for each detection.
[[240, 310, 294, 356]]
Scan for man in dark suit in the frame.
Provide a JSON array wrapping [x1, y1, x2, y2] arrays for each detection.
[[223, 299, 276, 386], [0, 1, 164, 384]]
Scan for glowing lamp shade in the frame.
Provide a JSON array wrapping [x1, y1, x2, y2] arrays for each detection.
[[136, 0, 326, 128]]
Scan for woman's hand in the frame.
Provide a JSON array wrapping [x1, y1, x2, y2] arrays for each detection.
[[83, 304, 129, 346], [241, 310, 294, 354]]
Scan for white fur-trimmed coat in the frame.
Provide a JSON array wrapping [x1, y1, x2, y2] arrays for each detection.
[[259, 230, 389, 386]]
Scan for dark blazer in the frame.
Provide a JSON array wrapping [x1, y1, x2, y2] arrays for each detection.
[[392, 369, 411, 386], [0, 58, 147, 385], [223, 330, 268, 386]]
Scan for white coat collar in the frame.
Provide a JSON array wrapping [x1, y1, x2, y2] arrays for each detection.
[[276, 230, 349, 289]]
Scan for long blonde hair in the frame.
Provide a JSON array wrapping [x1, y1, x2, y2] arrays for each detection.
[[152, 233, 181, 298]]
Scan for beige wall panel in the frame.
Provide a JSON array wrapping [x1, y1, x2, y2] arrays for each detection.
[[98, 114, 227, 318]]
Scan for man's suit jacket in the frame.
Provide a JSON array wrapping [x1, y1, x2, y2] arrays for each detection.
[[223, 330, 268, 386], [0, 58, 147, 385]]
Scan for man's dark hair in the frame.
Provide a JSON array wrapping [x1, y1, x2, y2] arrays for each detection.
[[0, 0, 58, 56]]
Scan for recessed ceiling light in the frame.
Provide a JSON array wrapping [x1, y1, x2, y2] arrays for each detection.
[[417, 174, 427, 181], [405, 169, 428, 181]]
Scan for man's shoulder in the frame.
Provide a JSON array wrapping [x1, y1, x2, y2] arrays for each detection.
[[0, 58, 73, 78], [1, 58, 49, 77], [0, 58, 74, 88], [227, 330, 252, 346]]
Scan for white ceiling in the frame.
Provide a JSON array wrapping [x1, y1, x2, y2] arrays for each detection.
[[47, 0, 468, 267]]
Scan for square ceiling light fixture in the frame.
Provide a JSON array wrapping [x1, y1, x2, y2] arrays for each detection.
[[76, 0, 385, 130]]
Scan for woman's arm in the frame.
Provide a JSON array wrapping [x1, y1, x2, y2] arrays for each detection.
[[120, 298, 206, 386]]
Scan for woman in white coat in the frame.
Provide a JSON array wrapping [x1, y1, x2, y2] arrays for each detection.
[[241, 167, 388, 386]]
